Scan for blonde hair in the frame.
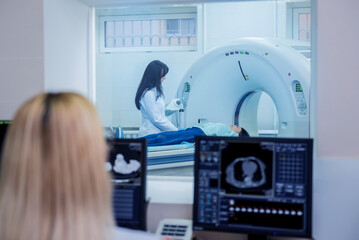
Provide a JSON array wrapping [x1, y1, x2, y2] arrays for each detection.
[[0, 92, 114, 240]]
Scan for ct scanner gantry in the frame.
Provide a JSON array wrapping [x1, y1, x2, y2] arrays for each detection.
[[176, 38, 310, 137]]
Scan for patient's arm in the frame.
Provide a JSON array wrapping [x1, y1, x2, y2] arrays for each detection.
[[230, 125, 243, 134]]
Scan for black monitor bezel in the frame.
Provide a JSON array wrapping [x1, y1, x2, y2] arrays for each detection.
[[106, 138, 147, 231], [0, 120, 12, 161], [193, 135, 313, 238]]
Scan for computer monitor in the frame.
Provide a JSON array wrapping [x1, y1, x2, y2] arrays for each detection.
[[0, 120, 11, 159], [193, 136, 313, 239], [106, 138, 147, 231]]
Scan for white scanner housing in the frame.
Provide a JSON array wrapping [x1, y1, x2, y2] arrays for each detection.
[[176, 38, 310, 137]]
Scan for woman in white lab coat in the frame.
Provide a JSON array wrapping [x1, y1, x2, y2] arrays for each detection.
[[135, 60, 178, 137]]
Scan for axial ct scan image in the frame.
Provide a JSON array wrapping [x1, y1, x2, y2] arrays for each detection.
[[225, 156, 266, 189], [220, 142, 273, 196]]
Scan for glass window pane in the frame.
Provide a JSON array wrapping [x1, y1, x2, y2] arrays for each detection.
[[124, 21, 132, 38], [188, 19, 196, 35], [114, 21, 124, 47], [167, 19, 179, 35], [298, 13, 311, 42], [161, 36, 169, 46], [142, 36, 151, 46], [180, 19, 189, 35], [142, 20, 151, 37], [101, 12, 197, 50], [189, 36, 196, 45], [152, 35, 160, 46], [133, 21, 141, 37], [151, 20, 160, 36], [180, 37, 188, 46], [170, 36, 179, 46], [105, 21, 115, 47], [133, 36, 141, 47]]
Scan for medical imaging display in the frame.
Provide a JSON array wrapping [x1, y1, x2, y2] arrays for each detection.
[[107, 141, 143, 184], [220, 142, 273, 196], [106, 139, 147, 230], [0, 121, 11, 173], [193, 136, 313, 239], [0, 121, 10, 152]]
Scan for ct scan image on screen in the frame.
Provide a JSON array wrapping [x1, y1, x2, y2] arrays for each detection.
[[106, 141, 143, 185], [220, 141, 273, 197]]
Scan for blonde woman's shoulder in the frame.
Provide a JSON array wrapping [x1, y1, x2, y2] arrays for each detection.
[[112, 227, 163, 240]]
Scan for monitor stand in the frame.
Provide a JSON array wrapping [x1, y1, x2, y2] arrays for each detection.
[[248, 234, 268, 240]]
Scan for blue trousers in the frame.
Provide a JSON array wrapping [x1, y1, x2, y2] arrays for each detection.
[[141, 127, 205, 146]]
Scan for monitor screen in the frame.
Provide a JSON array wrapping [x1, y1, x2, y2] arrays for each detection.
[[0, 120, 11, 159], [193, 136, 313, 239], [106, 138, 147, 231]]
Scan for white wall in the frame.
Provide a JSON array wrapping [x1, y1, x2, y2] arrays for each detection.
[[0, 0, 44, 119], [95, 1, 280, 128], [0, 0, 90, 120], [312, 0, 359, 239], [204, 1, 277, 51], [315, 0, 359, 159], [44, 0, 91, 97]]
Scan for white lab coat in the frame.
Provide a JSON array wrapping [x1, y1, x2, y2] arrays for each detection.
[[139, 88, 178, 137]]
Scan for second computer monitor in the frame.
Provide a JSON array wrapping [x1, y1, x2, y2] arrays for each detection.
[[0, 121, 11, 154], [0, 121, 11, 173], [106, 138, 147, 230]]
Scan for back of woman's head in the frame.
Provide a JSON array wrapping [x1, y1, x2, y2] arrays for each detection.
[[0, 92, 114, 240], [135, 60, 169, 110]]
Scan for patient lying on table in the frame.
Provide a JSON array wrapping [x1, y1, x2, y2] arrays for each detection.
[[141, 122, 249, 146]]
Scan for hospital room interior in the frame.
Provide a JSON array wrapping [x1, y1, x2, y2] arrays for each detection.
[[0, 0, 358, 239]]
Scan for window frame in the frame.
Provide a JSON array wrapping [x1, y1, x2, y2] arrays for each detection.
[[286, 1, 311, 42], [292, 7, 311, 41], [99, 12, 199, 53]]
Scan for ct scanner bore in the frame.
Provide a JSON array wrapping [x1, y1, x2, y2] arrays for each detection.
[[175, 38, 310, 137]]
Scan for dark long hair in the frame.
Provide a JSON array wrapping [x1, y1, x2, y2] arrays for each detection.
[[135, 60, 169, 110], [238, 127, 249, 137]]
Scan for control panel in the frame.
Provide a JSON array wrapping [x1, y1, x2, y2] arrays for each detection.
[[292, 80, 307, 115], [181, 82, 191, 109]]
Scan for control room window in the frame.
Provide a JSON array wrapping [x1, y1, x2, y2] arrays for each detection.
[[99, 11, 198, 52]]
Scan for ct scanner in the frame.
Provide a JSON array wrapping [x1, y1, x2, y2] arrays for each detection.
[[147, 38, 310, 169], [175, 38, 311, 137]]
